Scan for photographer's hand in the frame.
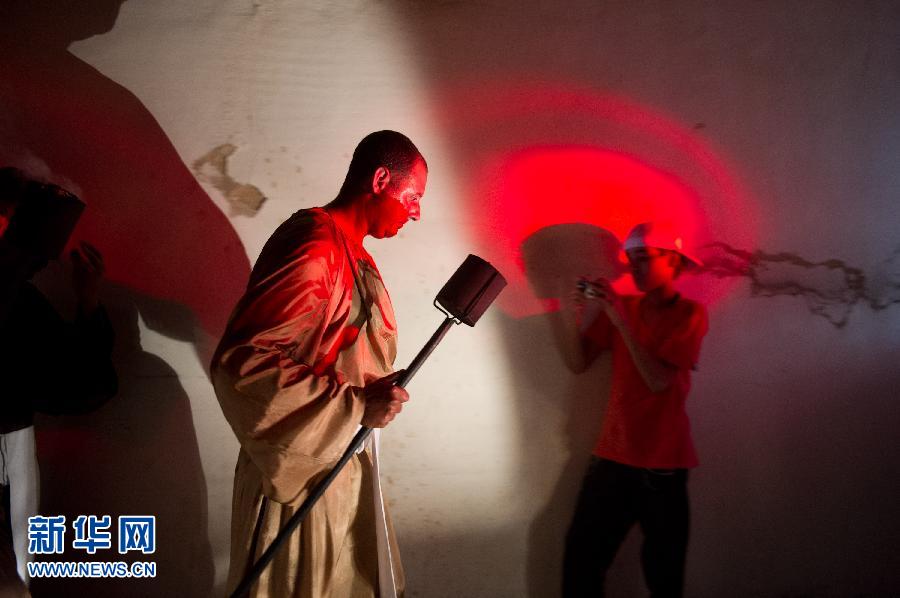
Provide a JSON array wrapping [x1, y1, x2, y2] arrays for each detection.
[[591, 278, 627, 329]]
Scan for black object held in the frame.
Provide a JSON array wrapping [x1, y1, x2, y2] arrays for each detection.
[[5, 179, 84, 259], [436, 254, 507, 326], [230, 255, 506, 598]]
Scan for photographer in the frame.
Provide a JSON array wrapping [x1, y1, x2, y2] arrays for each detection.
[[562, 222, 708, 598]]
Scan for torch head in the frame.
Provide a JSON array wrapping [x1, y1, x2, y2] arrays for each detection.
[[435, 254, 507, 326]]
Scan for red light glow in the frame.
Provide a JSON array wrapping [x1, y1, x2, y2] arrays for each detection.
[[433, 82, 758, 318]]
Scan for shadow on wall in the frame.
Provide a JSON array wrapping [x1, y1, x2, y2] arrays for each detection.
[[0, 0, 249, 354], [517, 223, 633, 598], [0, 2, 251, 595], [33, 283, 213, 597]]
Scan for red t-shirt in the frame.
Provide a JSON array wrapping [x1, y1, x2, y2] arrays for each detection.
[[586, 294, 708, 469]]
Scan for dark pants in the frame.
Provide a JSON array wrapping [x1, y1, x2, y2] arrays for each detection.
[[563, 457, 689, 598]]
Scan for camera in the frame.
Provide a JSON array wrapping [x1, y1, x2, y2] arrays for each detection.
[[576, 279, 599, 298]]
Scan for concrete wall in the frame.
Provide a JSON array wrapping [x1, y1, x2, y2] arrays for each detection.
[[3, 1, 898, 596]]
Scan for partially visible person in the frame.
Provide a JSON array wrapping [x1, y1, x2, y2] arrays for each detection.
[[0, 167, 117, 594], [562, 221, 708, 598]]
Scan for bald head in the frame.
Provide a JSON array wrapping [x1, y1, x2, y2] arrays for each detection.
[[339, 130, 426, 196]]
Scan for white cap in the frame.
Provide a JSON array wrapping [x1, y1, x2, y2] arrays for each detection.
[[623, 222, 703, 267]]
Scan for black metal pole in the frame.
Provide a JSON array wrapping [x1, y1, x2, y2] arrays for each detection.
[[230, 316, 457, 597]]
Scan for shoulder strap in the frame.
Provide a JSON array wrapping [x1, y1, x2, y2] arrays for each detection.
[[327, 211, 371, 322]]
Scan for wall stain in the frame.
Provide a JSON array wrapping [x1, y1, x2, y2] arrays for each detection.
[[192, 143, 267, 217], [698, 243, 900, 328]]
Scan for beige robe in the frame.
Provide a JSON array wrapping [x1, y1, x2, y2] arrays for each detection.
[[212, 208, 404, 597]]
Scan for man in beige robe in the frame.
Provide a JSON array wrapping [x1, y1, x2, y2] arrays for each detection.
[[211, 131, 427, 597]]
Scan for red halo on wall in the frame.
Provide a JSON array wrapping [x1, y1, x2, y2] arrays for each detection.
[[433, 81, 758, 318]]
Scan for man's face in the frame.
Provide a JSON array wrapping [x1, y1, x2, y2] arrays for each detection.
[[369, 159, 427, 239], [626, 246, 678, 292]]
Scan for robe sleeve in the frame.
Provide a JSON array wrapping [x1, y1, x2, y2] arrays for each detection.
[[212, 221, 367, 504]]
